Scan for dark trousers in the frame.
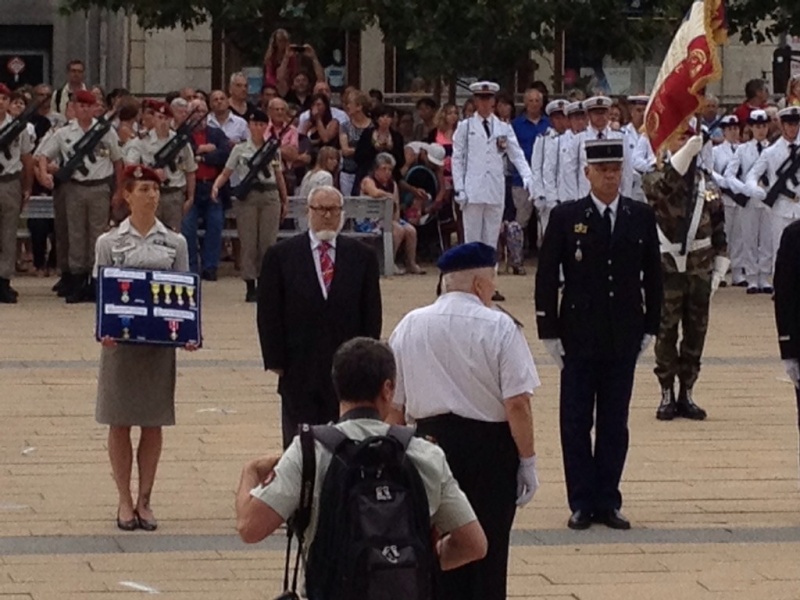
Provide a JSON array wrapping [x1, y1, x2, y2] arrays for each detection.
[[560, 352, 638, 513], [415, 414, 518, 600], [279, 388, 338, 449], [182, 181, 224, 273], [27, 218, 56, 270]]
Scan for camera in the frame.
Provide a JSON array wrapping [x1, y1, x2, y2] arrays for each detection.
[[290, 44, 306, 53]]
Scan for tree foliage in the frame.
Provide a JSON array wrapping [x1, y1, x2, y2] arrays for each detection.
[[59, 0, 797, 83]]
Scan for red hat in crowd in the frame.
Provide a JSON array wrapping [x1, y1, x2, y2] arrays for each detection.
[[74, 90, 97, 105], [141, 99, 159, 112], [0, 84, 11, 98], [153, 101, 172, 118], [122, 165, 161, 185]]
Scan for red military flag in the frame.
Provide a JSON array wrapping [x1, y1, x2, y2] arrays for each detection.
[[644, 0, 728, 154]]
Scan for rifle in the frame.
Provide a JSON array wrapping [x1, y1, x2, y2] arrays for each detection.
[[232, 137, 281, 199], [719, 186, 750, 208], [54, 109, 119, 184], [763, 148, 800, 208], [152, 107, 202, 171], [0, 97, 45, 174]]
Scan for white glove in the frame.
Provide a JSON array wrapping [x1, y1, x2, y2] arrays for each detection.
[[516, 455, 539, 507], [639, 334, 654, 357], [523, 178, 536, 199], [542, 338, 565, 370], [710, 256, 731, 297], [455, 190, 467, 206], [784, 359, 800, 388], [748, 184, 767, 202], [670, 135, 704, 176]]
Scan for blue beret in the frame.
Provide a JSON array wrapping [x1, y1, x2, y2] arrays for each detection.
[[437, 242, 497, 273]]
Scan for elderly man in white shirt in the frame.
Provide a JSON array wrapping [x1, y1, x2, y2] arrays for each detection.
[[207, 89, 248, 144], [388, 241, 539, 600]]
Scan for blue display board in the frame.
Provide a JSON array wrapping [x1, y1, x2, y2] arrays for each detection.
[[96, 267, 202, 347]]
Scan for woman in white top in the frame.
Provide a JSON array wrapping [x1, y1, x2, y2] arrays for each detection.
[[297, 146, 340, 198]]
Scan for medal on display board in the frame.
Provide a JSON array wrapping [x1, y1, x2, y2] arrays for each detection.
[[96, 267, 202, 347]]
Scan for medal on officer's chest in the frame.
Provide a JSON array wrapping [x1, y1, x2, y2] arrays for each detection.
[[575, 240, 583, 262], [186, 285, 196, 308], [119, 280, 131, 303], [163, 283, 173, 305], [496, 135, 507, 151]]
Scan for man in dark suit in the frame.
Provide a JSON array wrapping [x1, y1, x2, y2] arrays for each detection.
[[773, 221, 800, 464], [257, 185, 383, 447], [535, 139, 662, 531]]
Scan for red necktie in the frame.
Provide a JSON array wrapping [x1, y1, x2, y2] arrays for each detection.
[[319, 241, 334, 293]]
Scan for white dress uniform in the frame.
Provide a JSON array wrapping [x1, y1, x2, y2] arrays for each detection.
[[531, 127, 560, 235], [713, 139, 744, 283], [745, 134, 800, 271], [452, 110, 533, 248], [632, 134, 656, 178], [543, 128, 577, 206], [723, 134, 774, 289], [621, 122, 646, 201], [571, 124, 630, 198]]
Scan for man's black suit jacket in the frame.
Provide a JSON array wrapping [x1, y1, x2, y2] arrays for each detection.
[[535, 195, 663, 359], [257, 232, 383, 398]]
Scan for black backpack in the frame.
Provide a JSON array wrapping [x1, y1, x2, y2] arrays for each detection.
[[300, 423, 435, 600]]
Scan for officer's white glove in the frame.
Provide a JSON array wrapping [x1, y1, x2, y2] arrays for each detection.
[[748, 184, 767, 202], [710, 256, 731, 297], [542, 338, 565, 370], [516, 455, 539, 507], [670, 135, 704, 176], [523, 178, 536, 200], [455, 190, 467, 207], [639, 334, 654, 358], [784, 359, 800, 388]]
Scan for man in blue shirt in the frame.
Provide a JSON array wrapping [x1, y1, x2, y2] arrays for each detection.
[[512, 88, 550, 243]]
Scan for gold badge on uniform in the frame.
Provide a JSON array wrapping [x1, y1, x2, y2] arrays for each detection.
[[574, 223, 588, 234], [496, 135, 508, 151]]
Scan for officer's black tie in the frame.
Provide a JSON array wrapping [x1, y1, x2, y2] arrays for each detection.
[[483, 119, 491, 137], [597, 131, 604, 140], [603, 206, 613, 237], [757, 142, 763, 154]]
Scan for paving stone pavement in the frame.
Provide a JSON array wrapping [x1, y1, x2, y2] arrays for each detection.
[[2, 268, 800, 599]]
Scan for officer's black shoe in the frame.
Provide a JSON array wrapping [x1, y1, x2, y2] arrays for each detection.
[[55, 273, 70, 297], [594, 509, 631, 530], [492, 290, 506, 302], [201, 269, 217, 282], [66, 275, 89, 304], [760, 285, 774, 294], [746, 286, 759, 295], [676, 385, 707, 420], [245, 280, 256, 303], [0, 278, 17, 304], [567, 510, 592, 530], [656, 386, 677, 421], [732, 281, 748, 288]]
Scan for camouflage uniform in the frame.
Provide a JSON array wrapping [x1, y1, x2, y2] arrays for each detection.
[[643, 165, 727, 392]]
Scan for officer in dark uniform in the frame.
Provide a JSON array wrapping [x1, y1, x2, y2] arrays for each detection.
[[535, 138, 662, 530], [773, 221, 800, 467]]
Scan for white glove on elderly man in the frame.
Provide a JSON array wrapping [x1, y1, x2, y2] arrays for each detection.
[[516, 455, 540, 507]]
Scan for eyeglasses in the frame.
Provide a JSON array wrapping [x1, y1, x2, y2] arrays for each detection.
[[309, 205, 343, 215]]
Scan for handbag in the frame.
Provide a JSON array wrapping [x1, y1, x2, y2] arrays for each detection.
[[273, 424, 316, 599]]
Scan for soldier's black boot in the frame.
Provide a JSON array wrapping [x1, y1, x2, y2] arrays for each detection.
[[656, 385, 677, 420], [54, 272, 70, 297], [0, 278, 17, 304], [676, 384, 707, 420], [66, 274, 88, 304], [245, 280, 256, 303]]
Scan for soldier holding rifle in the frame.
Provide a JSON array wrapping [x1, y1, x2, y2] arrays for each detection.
[[0, 84, 34, 303], [35, 90, 123, 303], [211, 109, 287, 302], [127, 101, 198, 231], [745, 106, 800, 271]]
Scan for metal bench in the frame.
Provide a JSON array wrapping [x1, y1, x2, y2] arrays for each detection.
[[17, 194, 396, 276]]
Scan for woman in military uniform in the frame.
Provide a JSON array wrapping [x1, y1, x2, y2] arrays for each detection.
[[211, 109, 287, 302], [94, 165, 194, 531]]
